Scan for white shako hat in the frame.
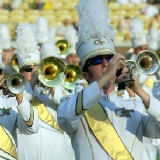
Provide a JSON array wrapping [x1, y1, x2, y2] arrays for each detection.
[[76, 0, 116, 69], [130, 18, 147, 49], [16, 23, 40, 69], [148, 27, 160, 51], [0, 24, 11, 50], [40, 40, 60, 60], [36, 17, 49, 45]]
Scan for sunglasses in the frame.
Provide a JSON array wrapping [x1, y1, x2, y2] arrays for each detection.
[[23, 67, 33, 72], [88, 55, 114, 66]]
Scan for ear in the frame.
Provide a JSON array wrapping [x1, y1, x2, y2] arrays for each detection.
[[83, 72, 89, 82]]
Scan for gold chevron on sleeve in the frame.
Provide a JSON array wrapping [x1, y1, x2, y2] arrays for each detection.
[[76, 91, 85, 115], [0, 125, 17, 159], [84, 103, 134, 160], [24, 106, 34, 127]]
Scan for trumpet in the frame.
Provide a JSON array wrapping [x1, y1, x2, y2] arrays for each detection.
[[117, 50, 159, 90], [38, 56, 66, 87], [62, 65, 82, 90], [10, 54, 19, 73], [136, 50, 159, 75], [7, 73, 26, 94]]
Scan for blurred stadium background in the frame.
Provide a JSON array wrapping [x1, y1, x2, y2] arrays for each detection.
[[0, 0, 159, 54]]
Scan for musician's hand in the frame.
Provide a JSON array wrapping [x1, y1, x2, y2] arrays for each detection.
[[16, 93, 23, 105], [98, 54, 126, 89], [115, 66, 130, 83], [126, 87, 135, 97], [128, 75, 141, 93]]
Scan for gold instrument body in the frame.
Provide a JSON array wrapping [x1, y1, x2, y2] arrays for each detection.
[[38, 56, 66, 87], [10, 54, 19, 73], [56, 39, 71, 59], [62, 65, 82, 90], [136, 50, 159, 75], [7, 73, 26, 94]]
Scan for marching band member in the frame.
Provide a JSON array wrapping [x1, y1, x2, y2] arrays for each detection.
[[128, 18, 157, 95], [16, 23, 75, 160], [0, 41, 39, 160], [58, 0, 160, 160]]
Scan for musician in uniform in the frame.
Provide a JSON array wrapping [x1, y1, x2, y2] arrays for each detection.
[[16, 24, 75, 160], [58, 0, 160, 159], [0, 40, 39, 160]]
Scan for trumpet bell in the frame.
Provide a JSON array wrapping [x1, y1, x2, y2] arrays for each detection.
[[7, 73, 26, 94], [10, 54, 19, 73], [136, 50, 159, 75], [38, 56, 66, 87], [62, 65, 82, 90]]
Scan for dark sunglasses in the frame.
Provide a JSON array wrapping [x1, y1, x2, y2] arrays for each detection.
[[23, 67, 33, 72], [0, 69, 4, 75], [88, 55, 114, 66]]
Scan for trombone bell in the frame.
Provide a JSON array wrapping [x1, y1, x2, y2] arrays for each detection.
[[7, 73, 26, 94]]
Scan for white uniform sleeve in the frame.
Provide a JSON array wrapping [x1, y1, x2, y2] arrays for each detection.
[[16, 96, 39, 134], [58, 81, 104, 134], [143, 95, 160, 138]]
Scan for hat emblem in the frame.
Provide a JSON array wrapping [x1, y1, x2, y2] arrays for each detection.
[[94, 40, 104, 45]]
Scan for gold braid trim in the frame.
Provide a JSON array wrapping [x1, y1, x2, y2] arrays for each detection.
[[84, 103, 134, 160], [30, 97, 64, 133], [76, 91, 86, 115], [0, 125, 17, 159]]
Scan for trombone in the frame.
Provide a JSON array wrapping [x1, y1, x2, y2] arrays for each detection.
[[62, 65, 82, 90]]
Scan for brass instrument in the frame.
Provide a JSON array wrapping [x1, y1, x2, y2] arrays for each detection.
[[156, 50, 160, 61], [62, 65, 82, 90], [117, 50, 159, 90], [38, 56, 66, 87], [10, 54, 19, 73], [136, 50, 159, 75], [56, 39, 71, 59], [7, 73, 26, 94]]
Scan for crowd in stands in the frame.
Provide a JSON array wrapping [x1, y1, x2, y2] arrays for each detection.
[[0, 0, 159, 45]]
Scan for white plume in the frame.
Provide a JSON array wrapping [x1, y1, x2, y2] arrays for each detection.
[[36, 17, 49, 44], [130, 18, 145, 39], [41, 41, 59, 59], [49, 27, 57, 43], [16, 23, 39, 56], [0, 24, 11, 50], [76, 0, 115, 43]]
